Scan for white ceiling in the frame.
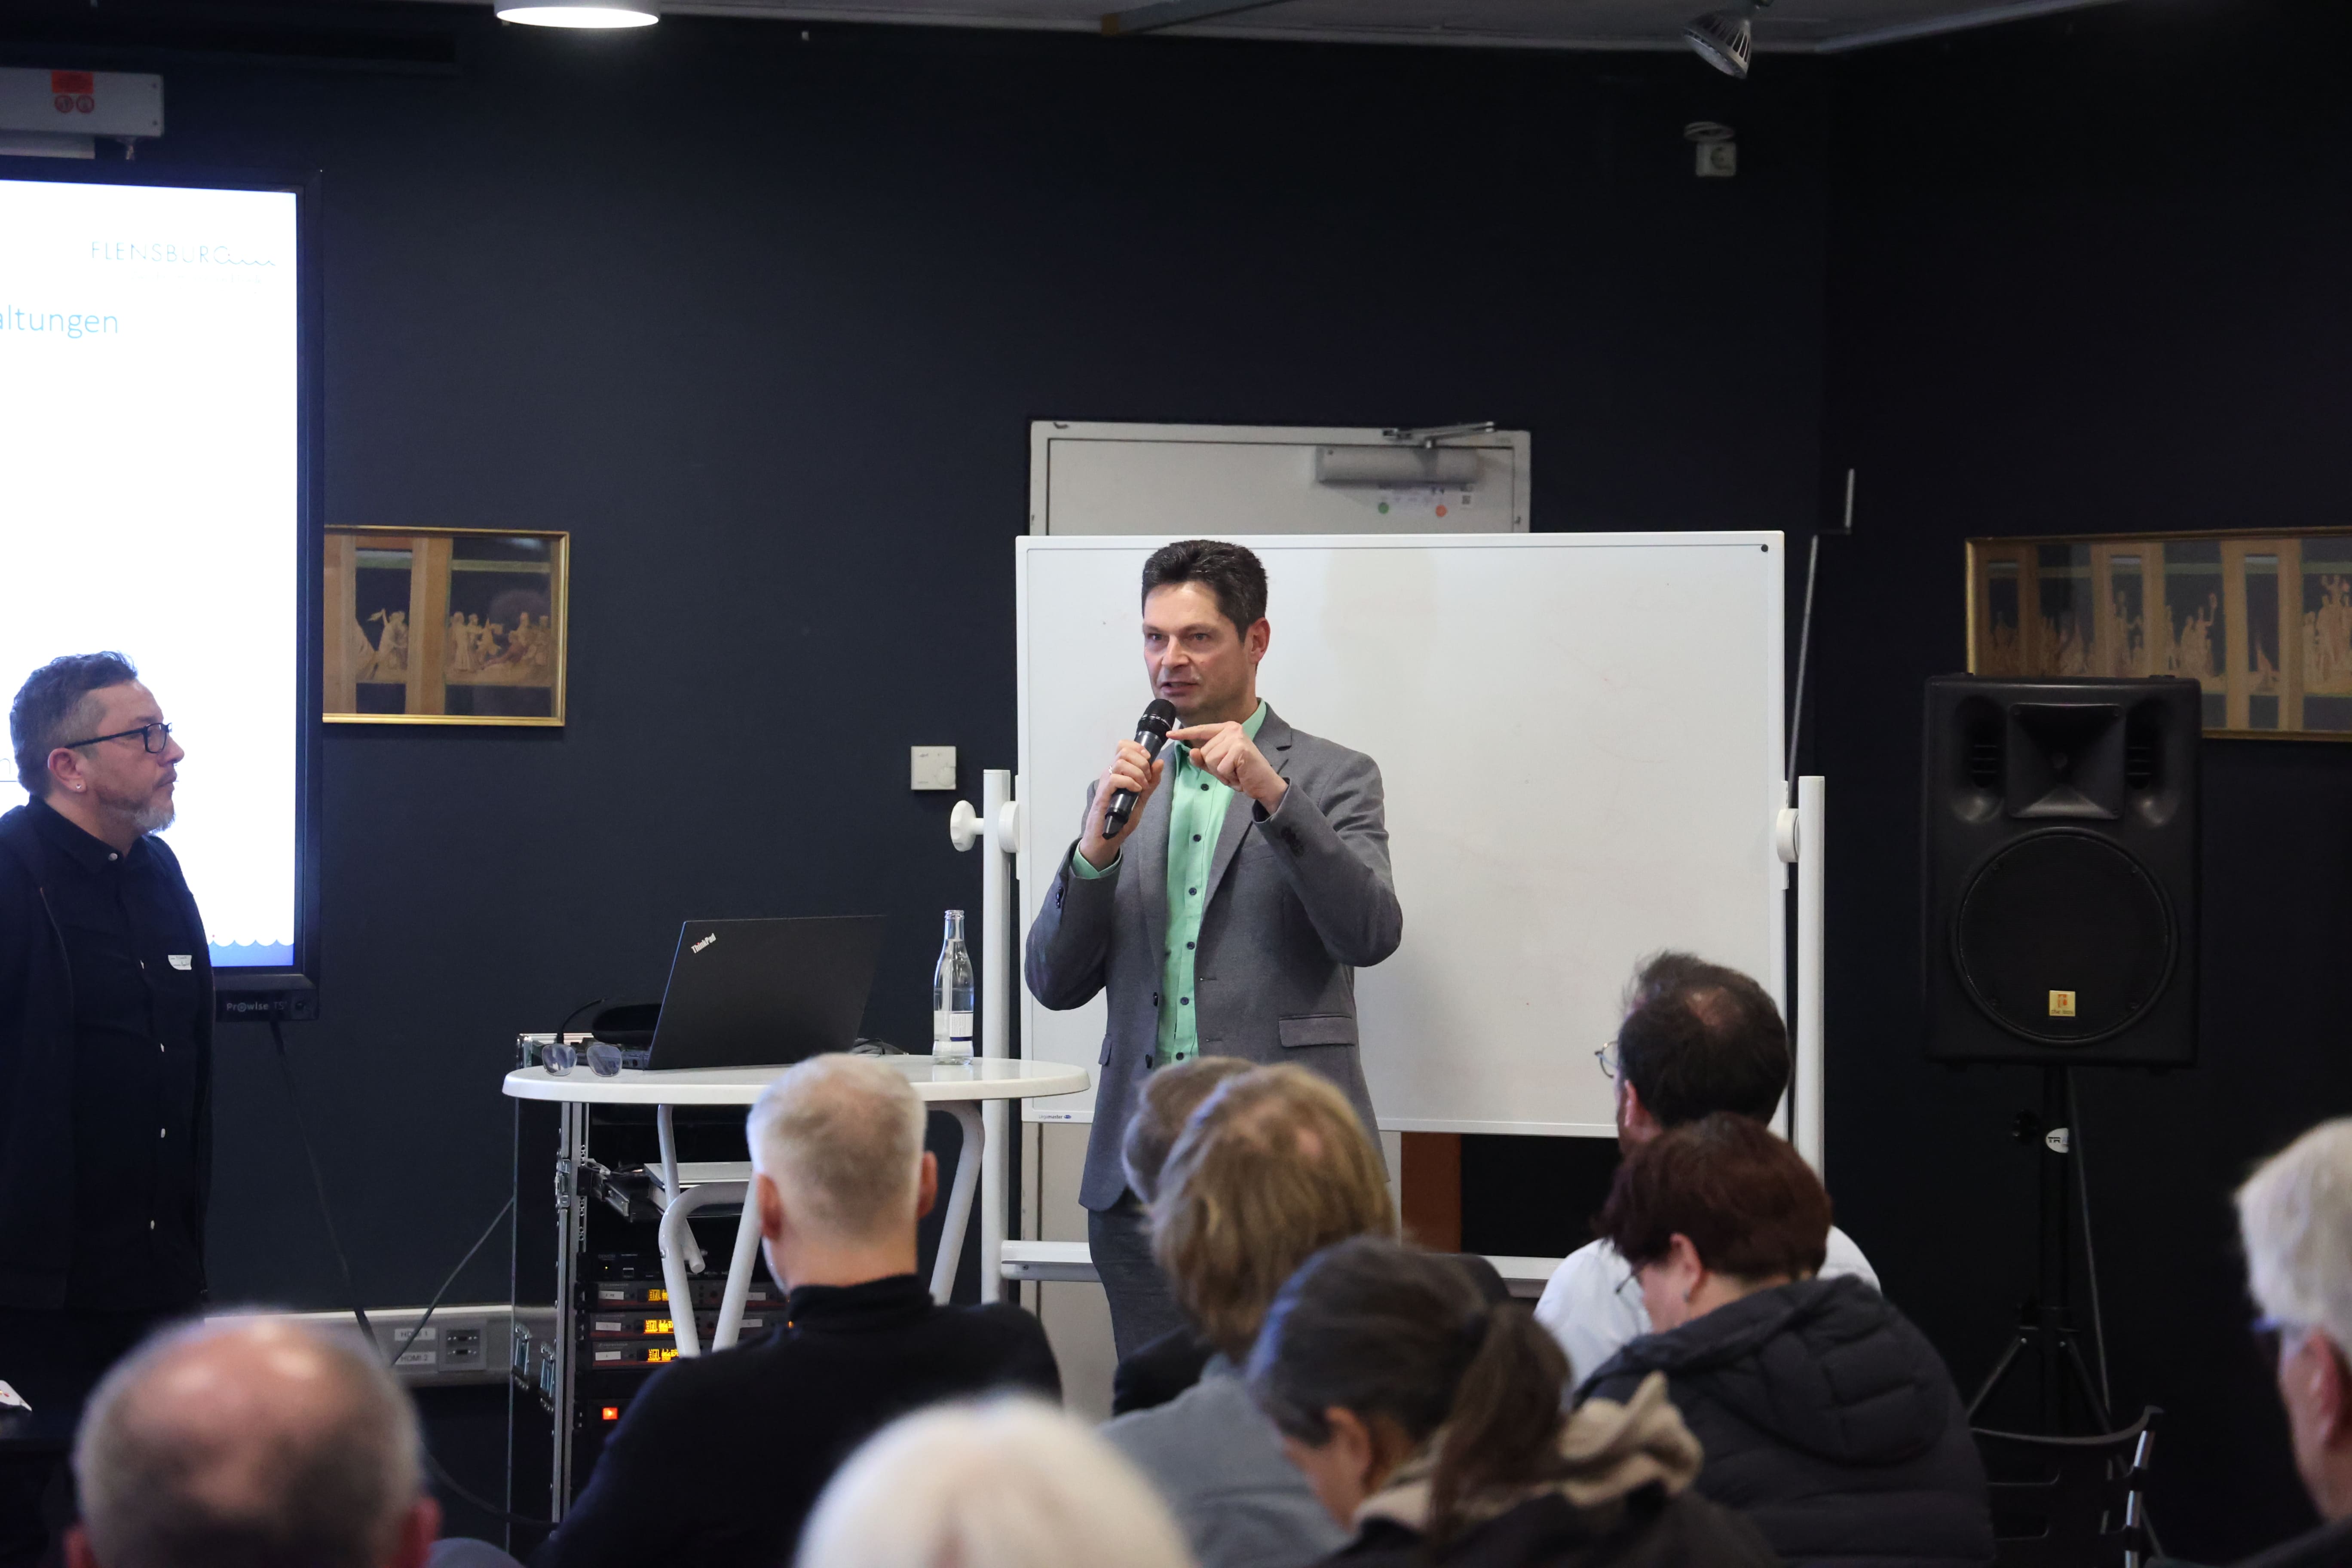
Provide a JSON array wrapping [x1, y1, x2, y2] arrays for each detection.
[[475, 0, 2128, 54]]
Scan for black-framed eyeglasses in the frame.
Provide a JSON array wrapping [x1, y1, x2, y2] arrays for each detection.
[[61, 723, 173, 754], [1594, 1039, 1620, 1079]]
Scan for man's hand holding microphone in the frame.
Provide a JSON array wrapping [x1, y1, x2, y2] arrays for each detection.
[[1078, 698, 1177, 870], [1076, 698, 1290, 872]]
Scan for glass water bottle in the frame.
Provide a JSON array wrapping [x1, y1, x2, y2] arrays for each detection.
[[932, 910, 975, 1064]]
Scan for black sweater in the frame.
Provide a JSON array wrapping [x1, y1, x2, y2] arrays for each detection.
[[533, 1274, 1060, 1568], [1579, 1275, 1994, 1568]]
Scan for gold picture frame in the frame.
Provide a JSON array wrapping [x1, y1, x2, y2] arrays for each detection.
[[1967, 528, 2352, 741], [324, 527, 568, 726]]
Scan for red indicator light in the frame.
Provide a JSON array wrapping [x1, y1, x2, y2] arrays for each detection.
[[600, 1406, 619, 1422]]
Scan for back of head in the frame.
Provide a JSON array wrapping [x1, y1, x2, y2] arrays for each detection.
[[1248, 1237, 1569, 1542], [73, 1317, 422, 1568], [1596, 1111, 1831, 1280], [2239, 1118, 2352, 1357], [12, 651, 139, 795], [1122, 1055, 1256, 1204], [1139, 539, 1268, 632], [1617, 951, 1788, 1128], [1151, 1064, 1394, 1360], [748, 1054, 925, 1243], [795, 1398, 1191, 1568]]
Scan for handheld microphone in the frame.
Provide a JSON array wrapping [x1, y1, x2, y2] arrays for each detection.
[[1105, 698, 1179, 834]]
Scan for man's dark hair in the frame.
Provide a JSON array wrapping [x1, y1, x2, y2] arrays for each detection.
[[11, 652, 140, 796], [1594, 1111, 1831, 1280], [1140, 540, 1268, 634], [1121, 1055, 1256, 1205], [1615, 950, 1788, 1128]]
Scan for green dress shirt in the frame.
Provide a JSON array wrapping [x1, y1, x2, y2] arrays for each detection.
[[1072, 700, 1268, 1066]]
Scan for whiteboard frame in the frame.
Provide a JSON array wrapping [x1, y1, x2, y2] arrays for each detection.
[[1013, 530, 1786, 1139], [1028, 420, 1532, 535]]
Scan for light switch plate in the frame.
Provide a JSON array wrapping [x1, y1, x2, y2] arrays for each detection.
[[910, 746, 957, 791]]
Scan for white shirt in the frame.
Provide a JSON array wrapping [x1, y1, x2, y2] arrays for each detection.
[[1533, 1225, 1881, 1390]]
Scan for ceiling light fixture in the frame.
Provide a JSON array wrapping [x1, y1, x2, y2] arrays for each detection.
[[1683, 0, 1769, 78], [495, 0, 660, 28]]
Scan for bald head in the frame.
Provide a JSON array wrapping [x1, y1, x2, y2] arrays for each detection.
[[70, 1317, 434, 1568], [748, 1054, 928, 1244]]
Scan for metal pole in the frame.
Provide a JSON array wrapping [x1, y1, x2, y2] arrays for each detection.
[[2041, 1066, 2070, 1433], [979, 769, 1013, 1302], [1793, 775, 1827, 1173]]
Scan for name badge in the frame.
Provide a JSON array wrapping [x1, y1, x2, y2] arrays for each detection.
[[168, 955, 192, 971]]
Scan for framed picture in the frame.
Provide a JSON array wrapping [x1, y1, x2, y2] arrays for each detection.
[[323, 527, 568, 725], [1967, 529, 2352, 740]]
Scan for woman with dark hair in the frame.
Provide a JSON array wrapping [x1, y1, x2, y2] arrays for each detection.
[[1580, 1113, 1993, 1568], [1246, 1236, 1778, 1568]]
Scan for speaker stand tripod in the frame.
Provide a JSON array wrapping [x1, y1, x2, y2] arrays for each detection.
[[1965, 1066, 2114, 1435]]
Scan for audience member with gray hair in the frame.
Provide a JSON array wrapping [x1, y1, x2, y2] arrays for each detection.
[[66, 1316, 438, 1568], [528, 1054, 1059, 1568], [2235, 1118, 2352, 1568], [797, 1398, 1194, 1568]]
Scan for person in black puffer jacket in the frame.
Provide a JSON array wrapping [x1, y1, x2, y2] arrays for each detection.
[[1577, 1114, 1994, 1568], [1248, 1235, 1780, 1568]]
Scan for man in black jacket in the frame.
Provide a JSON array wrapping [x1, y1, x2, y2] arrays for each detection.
[[1580, 1115, 1992, 1568], [0, 654, 208, 1568], [529, 1054, 1060, 1568]]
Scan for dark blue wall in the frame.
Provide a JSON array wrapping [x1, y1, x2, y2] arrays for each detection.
[[1817, 1, 2352, 1555]]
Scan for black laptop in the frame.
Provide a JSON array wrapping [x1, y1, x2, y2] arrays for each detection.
[[643, 916, 885, 1070]]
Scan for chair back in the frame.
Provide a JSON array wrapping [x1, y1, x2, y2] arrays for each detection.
[[1972, 1406, 2160, 1568]]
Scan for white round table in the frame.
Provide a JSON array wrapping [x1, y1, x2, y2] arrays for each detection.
[[503, 1055, 1088, 1354]]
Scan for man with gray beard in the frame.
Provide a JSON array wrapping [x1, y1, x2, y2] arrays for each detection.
[[0, 653, 207, 1568]]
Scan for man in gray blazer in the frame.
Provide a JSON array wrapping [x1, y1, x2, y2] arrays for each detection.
[[1024, 539, 1403, 1355]]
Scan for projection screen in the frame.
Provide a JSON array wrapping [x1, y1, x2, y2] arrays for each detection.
[[0, 168, 312, 991]]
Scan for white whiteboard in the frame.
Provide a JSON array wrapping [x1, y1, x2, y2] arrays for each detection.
[[1015, 533, 1785, 1137]]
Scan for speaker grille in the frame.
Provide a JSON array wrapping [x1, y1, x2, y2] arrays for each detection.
[[1952, 830, 2176, 1044], [1968, 738, 2003, 790]]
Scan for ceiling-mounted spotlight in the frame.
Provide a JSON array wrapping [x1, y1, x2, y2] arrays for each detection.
[[1683, 0, 1770, 78], [495, 0, 659, 27]]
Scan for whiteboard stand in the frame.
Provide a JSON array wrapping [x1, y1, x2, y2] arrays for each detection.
[[1777, 775, 1827, 1175], [950, 769, 1023, 1302], [963, 766, 1833, 1240]]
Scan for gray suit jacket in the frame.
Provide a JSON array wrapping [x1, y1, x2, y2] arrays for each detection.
[[1024, 705, 1403, 1210], [1101, 1356, 1346, 1568]]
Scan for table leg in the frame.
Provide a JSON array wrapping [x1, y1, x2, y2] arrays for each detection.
[[930, 1102, 984, 1305], [655, 1106, 704, 1274], [656, 1181, 755, 1357], [656, 1191, 706, 1360], [711, 1194, 763, 1351]]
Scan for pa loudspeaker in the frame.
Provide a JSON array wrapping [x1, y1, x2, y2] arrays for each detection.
[[1923, 676, 2200, 1067]]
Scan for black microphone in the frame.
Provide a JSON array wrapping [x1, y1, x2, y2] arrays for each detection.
[[1105, 698, 1179, 834]]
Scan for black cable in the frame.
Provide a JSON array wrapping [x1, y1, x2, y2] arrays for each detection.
[[389, 1194, 515, 1370], [2065, 1076, 2166, 1559], [2065, 1072, 2113, 1415], [268, 1017, 557, 1531]]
